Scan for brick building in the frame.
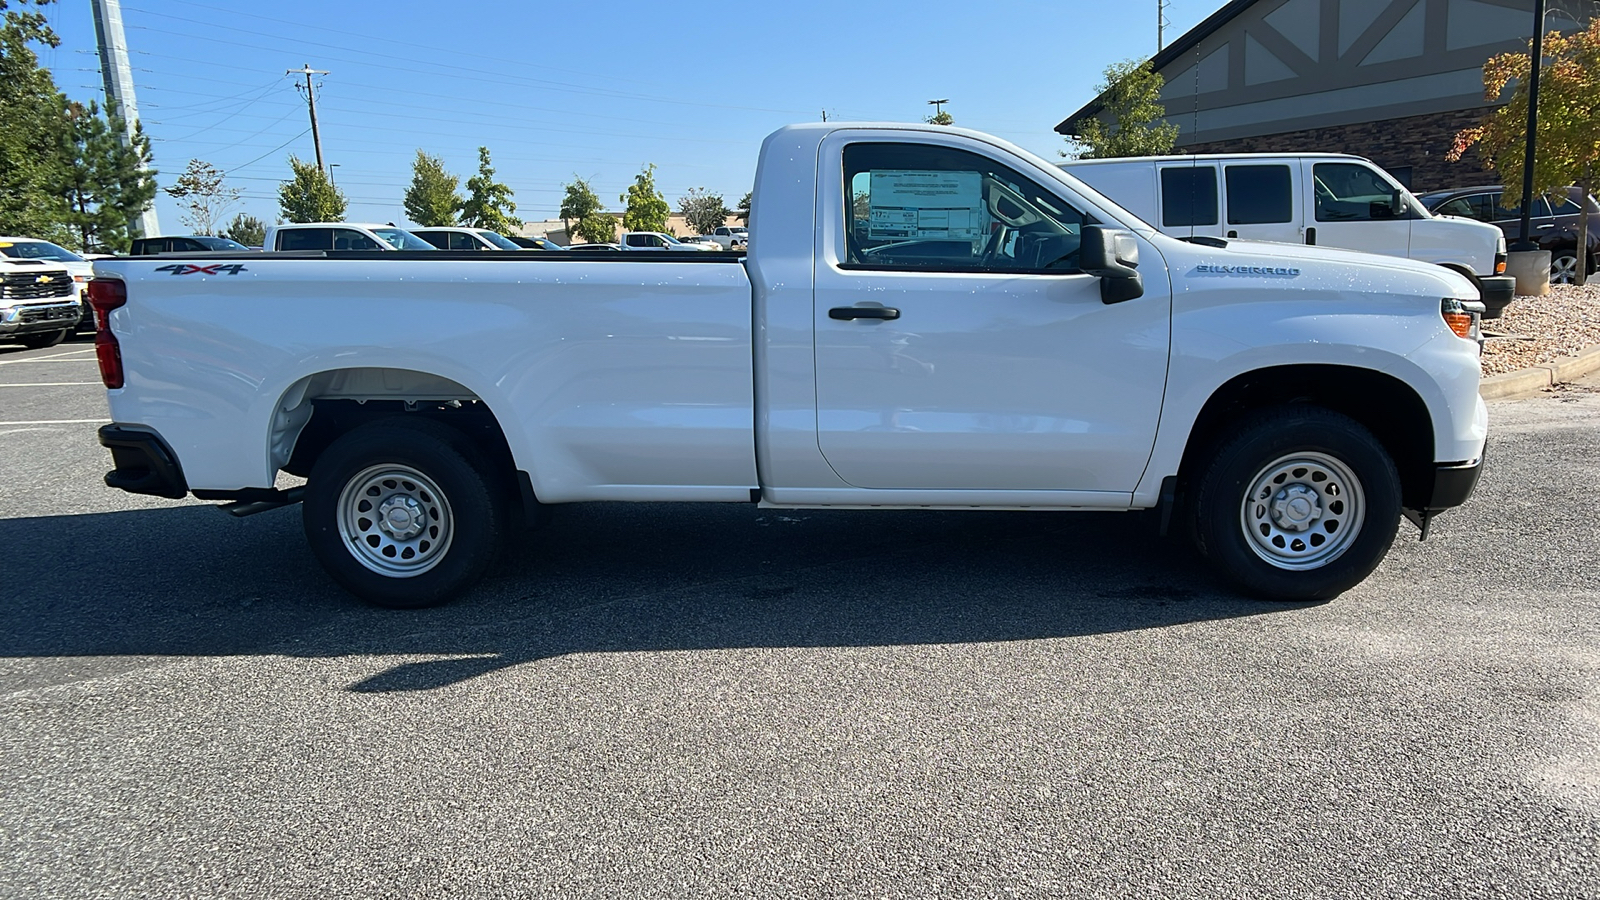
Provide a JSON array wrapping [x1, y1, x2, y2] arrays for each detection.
[[1055, 0, 1594, 190]]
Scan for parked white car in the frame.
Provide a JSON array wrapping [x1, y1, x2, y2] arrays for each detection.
[[677, 235, 722, 249], [619, 231, 718, 251], [408, 227, 526, 251], [91, 122, 1487, 609], [0, 237, 96, 329], [1060, 154, 1515, 315], [710, 225, 748, 249], [261, 223, 438, 252]]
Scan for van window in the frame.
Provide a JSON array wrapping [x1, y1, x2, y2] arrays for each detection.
[[1225, 165, 1292, 225], [277, 228, 332, 251], [1313, 163, 1403, 222], [1160, 167, 1218, 227], [841, 141, 1091, 273]]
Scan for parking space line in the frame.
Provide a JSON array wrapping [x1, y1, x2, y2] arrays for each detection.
[[0, 382, 103, 387], [0, 349, 96, 364], [0, 419, 106, 425]]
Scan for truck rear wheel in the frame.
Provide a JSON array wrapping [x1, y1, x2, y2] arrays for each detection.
[[303, 420, 502, 608], [1190, 407, 1400, 602]]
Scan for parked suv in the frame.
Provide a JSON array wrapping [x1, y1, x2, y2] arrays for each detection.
[[1419, 186, 1600, 284], [130, 235, 250, 255]]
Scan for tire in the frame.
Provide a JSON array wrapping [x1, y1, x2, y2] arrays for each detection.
[[1551, 250, 1580, 285], [19, 329, 68, 350], [1190, 407, 1401, 602], [302, 419, 503, 608]]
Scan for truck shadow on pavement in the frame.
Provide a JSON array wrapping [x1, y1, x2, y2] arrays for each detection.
[[0, 501, 1298, 693]]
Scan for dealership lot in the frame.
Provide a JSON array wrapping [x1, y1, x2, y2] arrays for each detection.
[[1, 337, 1597, 898]]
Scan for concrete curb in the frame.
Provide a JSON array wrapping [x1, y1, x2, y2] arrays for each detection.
[[1480, 343, 1600, 401]]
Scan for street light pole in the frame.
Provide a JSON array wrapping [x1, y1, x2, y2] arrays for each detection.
[[1514, 0, 1548, 251]]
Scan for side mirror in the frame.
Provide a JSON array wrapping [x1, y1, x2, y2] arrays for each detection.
[[1079, 226, 1144, 304], [1391, 189, 1406, 217]]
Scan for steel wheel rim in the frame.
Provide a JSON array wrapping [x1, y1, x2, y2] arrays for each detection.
[[336, 463, 454, 578], [1240, 451, 1365, 571], [1551, 255, 1579, 284]]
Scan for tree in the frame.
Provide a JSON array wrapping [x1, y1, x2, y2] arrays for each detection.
[[621, 163, 670, 233], [560, 176, 613, 244], [0, 0, 71, 243], [402, 150, 460, 227], [736, 191, 751, 224], [1451, 21, 1600, 284], [461, 146, 521, 235], [278, 155, 346, 223], [222, 212, 266, 247], [60, 100, 156, 253], [678, 187, 730, 235], [165, 159, 238, 235], [1062, 59, 1179, 160]]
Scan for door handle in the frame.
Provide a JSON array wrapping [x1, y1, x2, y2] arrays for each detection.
[[829, 306, 900, 320], [1537, 223, 1555, 229]]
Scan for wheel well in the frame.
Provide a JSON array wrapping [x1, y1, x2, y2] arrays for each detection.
[[1176, 365, 1436, 510], [271, 368, 516, 484], [1439, 263, 1478, 287]]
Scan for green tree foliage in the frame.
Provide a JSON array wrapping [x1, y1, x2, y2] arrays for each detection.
[[403, 150, 460, 227], [926, 110, 954, 126], [621, 163, 670, 234], [560, 176, 613, 244], [1450, 21, 1600, 282], [164, 159, 237, 236], [0, 0, 71, 242], [278, 155, 347, 223], [1063, 59, 1179, 160], [222, 212, 266, 247], [736, 191, 751, 224], [60, 101, 157, 253], [461, 146, 521, 235], [677, 187, 730, 235]]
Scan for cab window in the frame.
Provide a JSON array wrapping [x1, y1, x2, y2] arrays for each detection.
[[278, 228, 332, 251], [841, 142, 1090, 273], [1312, 163, 1403, 221]]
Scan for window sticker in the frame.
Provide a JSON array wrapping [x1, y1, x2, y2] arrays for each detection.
[[868, 170, 985, 241]]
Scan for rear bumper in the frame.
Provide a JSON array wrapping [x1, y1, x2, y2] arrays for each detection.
[[1477, 275, 1516, 319], [98, 425, 189, 499]]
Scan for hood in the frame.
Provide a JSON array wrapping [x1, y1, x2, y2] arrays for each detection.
[[1151, 234, 1478, 301]]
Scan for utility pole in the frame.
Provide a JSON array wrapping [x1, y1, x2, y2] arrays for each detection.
[[1513, 0, 1547, 252], [1158, 0, 1172, 51], [91, 0, 159, 238], [927, 98, 949, 117], [288, 63, 329, 172]]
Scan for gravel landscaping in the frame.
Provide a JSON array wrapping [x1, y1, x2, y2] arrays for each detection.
[[1481, 282, 1600, 377]]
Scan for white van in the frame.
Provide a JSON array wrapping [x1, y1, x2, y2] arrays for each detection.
[[1061, 154, 1515, 314]]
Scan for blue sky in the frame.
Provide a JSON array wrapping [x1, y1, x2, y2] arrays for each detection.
[[38, 0, 1221, 232]]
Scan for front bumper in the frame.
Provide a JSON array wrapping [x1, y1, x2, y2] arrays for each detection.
[[1402, 454, 1484, 538], [0, 299, 83, 336], [99, 425, 189, 499], [1477, 275, 1516, 319]]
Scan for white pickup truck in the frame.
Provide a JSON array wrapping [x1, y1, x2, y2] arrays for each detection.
[[89, 123, 1488, 609]]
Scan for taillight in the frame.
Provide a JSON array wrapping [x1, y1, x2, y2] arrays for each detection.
[[87, 278, 127, 389]]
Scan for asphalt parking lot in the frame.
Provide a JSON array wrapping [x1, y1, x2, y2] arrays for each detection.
[[2, 335, 1598, 899]]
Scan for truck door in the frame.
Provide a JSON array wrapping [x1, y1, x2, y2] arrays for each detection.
[[1221, 162, 1298, 243], [811, 137, 1170, 493], [1303, 159, 1412, 258], [1157, 161, 1223, 241]]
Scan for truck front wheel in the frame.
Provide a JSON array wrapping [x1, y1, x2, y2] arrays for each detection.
[[1190, 407, 1401, 602], [303, 420, 502, 608]]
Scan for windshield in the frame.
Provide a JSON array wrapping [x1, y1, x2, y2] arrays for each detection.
[[0, 240, 84, 262], [372, 228, 437, 251], [477, 230, 522, 250], [194, 236, 249, 251], [659, 233, 687, 245]]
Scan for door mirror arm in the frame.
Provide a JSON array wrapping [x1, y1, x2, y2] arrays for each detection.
[[1079, 225, 1145, 304]]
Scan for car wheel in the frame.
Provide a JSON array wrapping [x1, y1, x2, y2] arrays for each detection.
[[1190, 407, 1401, 602], [19, 329, 69, 350], [1551, 251, 1580, 284], [303, 420, 503, 608]]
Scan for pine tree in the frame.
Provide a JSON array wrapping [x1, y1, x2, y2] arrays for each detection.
[[60, 101, 156, 252], [403, 150, 460, 227], [222, 213, 266, 247], [461, 146, 520, 235], [278, 155, 347, 223]]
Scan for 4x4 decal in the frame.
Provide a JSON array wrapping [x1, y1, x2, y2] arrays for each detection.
[[154, 263, 248, 276]]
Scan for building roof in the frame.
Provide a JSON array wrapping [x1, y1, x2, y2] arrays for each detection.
[[1055, 0, 1256, 136]]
